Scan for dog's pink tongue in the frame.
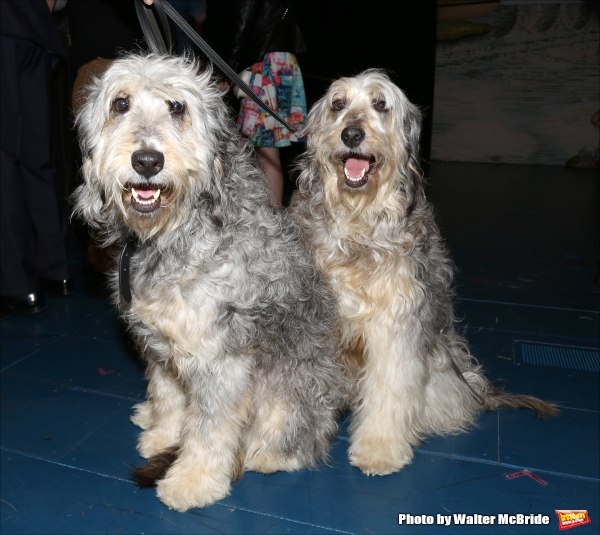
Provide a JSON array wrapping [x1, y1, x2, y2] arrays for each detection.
[[345, 158, 370, 178], [137, 188, 159, 200]]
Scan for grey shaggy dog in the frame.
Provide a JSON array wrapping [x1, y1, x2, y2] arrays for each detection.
[[289, 70, 557, 477], [73, 54, 347, 511]]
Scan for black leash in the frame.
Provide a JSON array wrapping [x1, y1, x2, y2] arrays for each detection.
[[119, 240, 138, 304], [134, 0, 301, 135], [134, 0, 171, 54], [449, 358, 486, 406]]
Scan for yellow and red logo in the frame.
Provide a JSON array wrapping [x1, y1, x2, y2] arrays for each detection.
[[555, 510, 591, 530]]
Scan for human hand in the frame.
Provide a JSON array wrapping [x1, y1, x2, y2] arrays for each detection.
[[143, 0, 153, 5]]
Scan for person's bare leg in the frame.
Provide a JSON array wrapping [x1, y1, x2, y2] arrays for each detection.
[[256, 146, 283, 207]]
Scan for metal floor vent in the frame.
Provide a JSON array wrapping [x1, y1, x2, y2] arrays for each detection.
[[515, 341, 599, 372]]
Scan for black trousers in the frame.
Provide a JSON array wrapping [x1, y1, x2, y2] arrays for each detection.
[[0, 35, 69, 296]]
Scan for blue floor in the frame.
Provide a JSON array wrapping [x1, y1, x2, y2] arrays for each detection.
[[1, 163, 598, 534]]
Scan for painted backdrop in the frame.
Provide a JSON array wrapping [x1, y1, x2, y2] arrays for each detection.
[[432, 2, 599, 165]]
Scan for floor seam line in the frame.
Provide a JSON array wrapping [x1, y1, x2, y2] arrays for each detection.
[[0, 446, 133, 483], [12, 328, 127, 346], [0, 334, 67, 373], [415, 449, 600, 482], [455, 298, 599, 314], [555, 407, 599, 413], [497, 411, 500, 466], [463, 325, 600, 342], [1, 447, 356, 534], [57, 404, 134, 461], [215, 503, 356, 535], [0, 371, 142, 402]]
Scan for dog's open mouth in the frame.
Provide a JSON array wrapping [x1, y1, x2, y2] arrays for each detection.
[[343, 156, 375, 188], [127, 184, 165, 213]]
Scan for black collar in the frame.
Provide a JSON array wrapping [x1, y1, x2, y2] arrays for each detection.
[[118, 240, 138, 304]]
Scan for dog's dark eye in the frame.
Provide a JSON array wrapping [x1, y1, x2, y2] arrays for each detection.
[[169, 101, 185, 115], [374, 100, 387, 112], [332, 99, 345, 112], [113, 98, 129, 113]]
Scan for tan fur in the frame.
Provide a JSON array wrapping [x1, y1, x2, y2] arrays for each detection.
[[340, 330, 366, 382], [244, 399, 303, 474], [135, 362, 186, 459]]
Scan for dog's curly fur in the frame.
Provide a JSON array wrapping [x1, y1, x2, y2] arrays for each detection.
[[289, 70, 556, 476], [73, 54, 347, 510]]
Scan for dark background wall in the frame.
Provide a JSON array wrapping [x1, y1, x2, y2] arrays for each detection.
[[206, 0, 438, 194], [295, 0, 438, 163], [60, 0, 439, 202]]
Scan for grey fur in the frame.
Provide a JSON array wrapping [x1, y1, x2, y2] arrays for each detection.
[[73, 54, 347, 510]]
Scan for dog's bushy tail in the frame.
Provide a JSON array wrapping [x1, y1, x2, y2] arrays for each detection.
[[131, 445, 246, 487], [131, 446, 179, 488], [485, 387, 559, 418]]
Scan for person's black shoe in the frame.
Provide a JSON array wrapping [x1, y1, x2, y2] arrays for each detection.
[[1, 292, 47, 320], [40, 278, 75, 296]]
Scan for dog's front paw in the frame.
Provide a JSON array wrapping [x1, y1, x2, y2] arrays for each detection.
[[137, 428, 178, 459], [349, 437, 414, 476], [156, 470, 231, 511], [130, 401, 153, 430]]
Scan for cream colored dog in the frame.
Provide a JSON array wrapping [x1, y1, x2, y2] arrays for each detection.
[[290, 70, 556, 476]]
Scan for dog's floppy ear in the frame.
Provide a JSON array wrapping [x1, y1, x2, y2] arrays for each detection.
[[71, 69, 114, 229], [74, 67, 114, 164], [302, 89, 332, 142], [71, 159, 107, 230], [402, 100, 422, 173], [395, 93, 424, 216]]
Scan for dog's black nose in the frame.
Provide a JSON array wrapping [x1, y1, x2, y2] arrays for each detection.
[[341, 127, 365, 148], [131, 150, 164, 178]]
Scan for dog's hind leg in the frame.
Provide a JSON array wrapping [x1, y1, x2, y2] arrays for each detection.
[[136, 360, 186, 459], [245, 361, 343, 475], [348, 317, 429, 475], [422, 362, 486, 436], [244, 396, 306, 474], [423, 338, 557, 434], [155, 355, 252, 511]]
